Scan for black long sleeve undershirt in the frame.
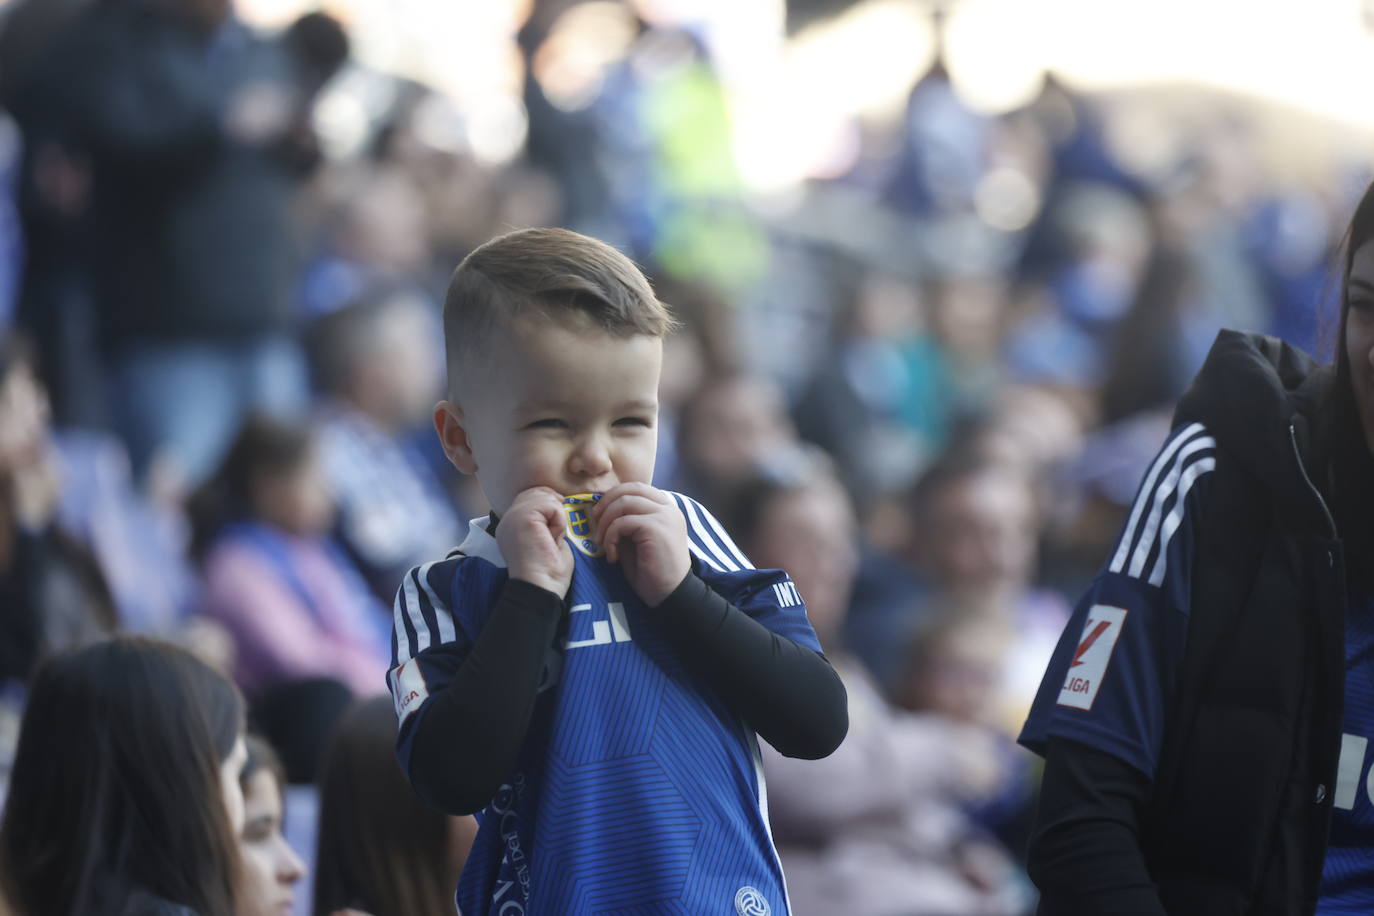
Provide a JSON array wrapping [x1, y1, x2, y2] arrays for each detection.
[[1028, 736, 1168, 916], [652, 570, 848, 759], [407, 572, 849, 816]]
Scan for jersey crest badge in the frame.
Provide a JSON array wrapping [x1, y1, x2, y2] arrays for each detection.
[[562, 493, 604, 557], [734, 886, 771, 916]]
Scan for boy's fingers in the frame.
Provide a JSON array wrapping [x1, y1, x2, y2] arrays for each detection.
[[510, 488, 565, 525], [591, 482, 668, 519], [600, 516, 643, 562], [517, 485, 566, 512], [593, 496, 667, 545], [602, 514, 674, 551]]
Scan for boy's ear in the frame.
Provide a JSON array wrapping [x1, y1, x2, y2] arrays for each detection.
[[434, 401, 478, 474]]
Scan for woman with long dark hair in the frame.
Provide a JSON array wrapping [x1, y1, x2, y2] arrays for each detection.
[[236, 735, 306, 916], [0, 636, 247, 916], [312, 696, 474, 916], [1020, 180, 1374, 915]]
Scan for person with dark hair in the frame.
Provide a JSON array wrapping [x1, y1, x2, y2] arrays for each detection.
[[671, 371, 800, 507], [307, 289, 463, 601], [1021, 178, 1374, 915], [236, 735, 306, 916], [0, 333, 116, 683], [313, 696, 473, 916], [0, 636, 247, 916], [193, 414, 390, 701], [861, 448, 1068, 722]]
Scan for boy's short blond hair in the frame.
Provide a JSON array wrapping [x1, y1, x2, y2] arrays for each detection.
[[443, 227, 674, 390]]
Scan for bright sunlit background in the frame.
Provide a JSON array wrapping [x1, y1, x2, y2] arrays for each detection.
[[199, 0, 1374, 187]]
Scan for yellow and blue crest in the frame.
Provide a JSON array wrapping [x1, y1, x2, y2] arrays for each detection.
[[561, 493, 604, 557]]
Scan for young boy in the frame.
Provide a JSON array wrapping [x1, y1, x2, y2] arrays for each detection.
[[387, 227, 848, 915]]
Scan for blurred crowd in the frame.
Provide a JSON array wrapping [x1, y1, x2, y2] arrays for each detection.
[[0, 0, 1369, 913]]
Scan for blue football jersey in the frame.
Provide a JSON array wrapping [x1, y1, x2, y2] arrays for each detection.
[[388, 491, 820, 916], [1020, 422, 1216, 779], [1316, 590, 1374, 914], [1023, 421, 1374, 909]]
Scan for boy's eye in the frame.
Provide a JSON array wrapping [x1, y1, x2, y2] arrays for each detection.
[[613, 417, 652, 428], [526, 419, 568, 430]]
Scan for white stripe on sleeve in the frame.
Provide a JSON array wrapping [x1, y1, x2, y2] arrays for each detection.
[[1128, 436, 1216, 579], [392, 589, 413, 667], [402, 570, 432, 655], [674, 493, 733, 572], [1110, 423, 1206, 574], [416, 560, 457, 644], [1146, 456, 1216, 587], [686, 495, 756, 570]]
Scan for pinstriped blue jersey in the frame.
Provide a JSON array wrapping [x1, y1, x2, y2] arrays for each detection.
[[388, 491, 818, 916], [1020, 422, 1217, 779]]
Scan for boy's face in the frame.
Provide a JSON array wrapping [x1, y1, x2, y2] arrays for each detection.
[[436, 317, 662, 515]]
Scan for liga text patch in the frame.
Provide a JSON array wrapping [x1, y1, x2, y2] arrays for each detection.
[[392, 660, 430, 723], [1057, 604, 1127, 711]]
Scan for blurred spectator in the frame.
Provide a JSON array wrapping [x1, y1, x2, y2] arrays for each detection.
[[52, 425, 203, 638], [300, 166, 436, 320], [1012, 73, 1147, 283], [307, 290, 463, 599], [925, 272, 1009, 419], [902, 610, 1040, 856], [672, 372, 802, 506], [1160, 118, 1273, 370], [0, 0, 103, 427], [1096, 223, 1199, 425], [884, 28, 993, 223], [889, 451, 1070, 732], [1004, 181, 1152, 391], [794, 266, 944, 508], [191, 416, 390, 701], [313, 696, 475, 916], [526, 3, 764, 291], [0, 636, 246, 916], [1245, 184, 1338, 356], [281, 12, 351, 100], [0, 110, 17, 329], [0, 331, 218, 668], [725, 458, 1027, 916], [649, 276, 730, 491], [520, 1, 626, 235], [14, 0, 346, 489], [237, 734, 306, 916], [0, 335, 115, 684]]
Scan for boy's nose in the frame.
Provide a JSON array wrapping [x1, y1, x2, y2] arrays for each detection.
[[569, 435, 613, 479]]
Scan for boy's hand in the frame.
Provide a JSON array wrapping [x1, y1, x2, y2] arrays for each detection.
[[591, 483, 689, 607], [499, 487, 574, 597]]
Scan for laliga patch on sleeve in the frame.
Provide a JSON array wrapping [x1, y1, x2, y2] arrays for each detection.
[[1057, 604, 1128, 711], [392, 660, 430, 723]]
